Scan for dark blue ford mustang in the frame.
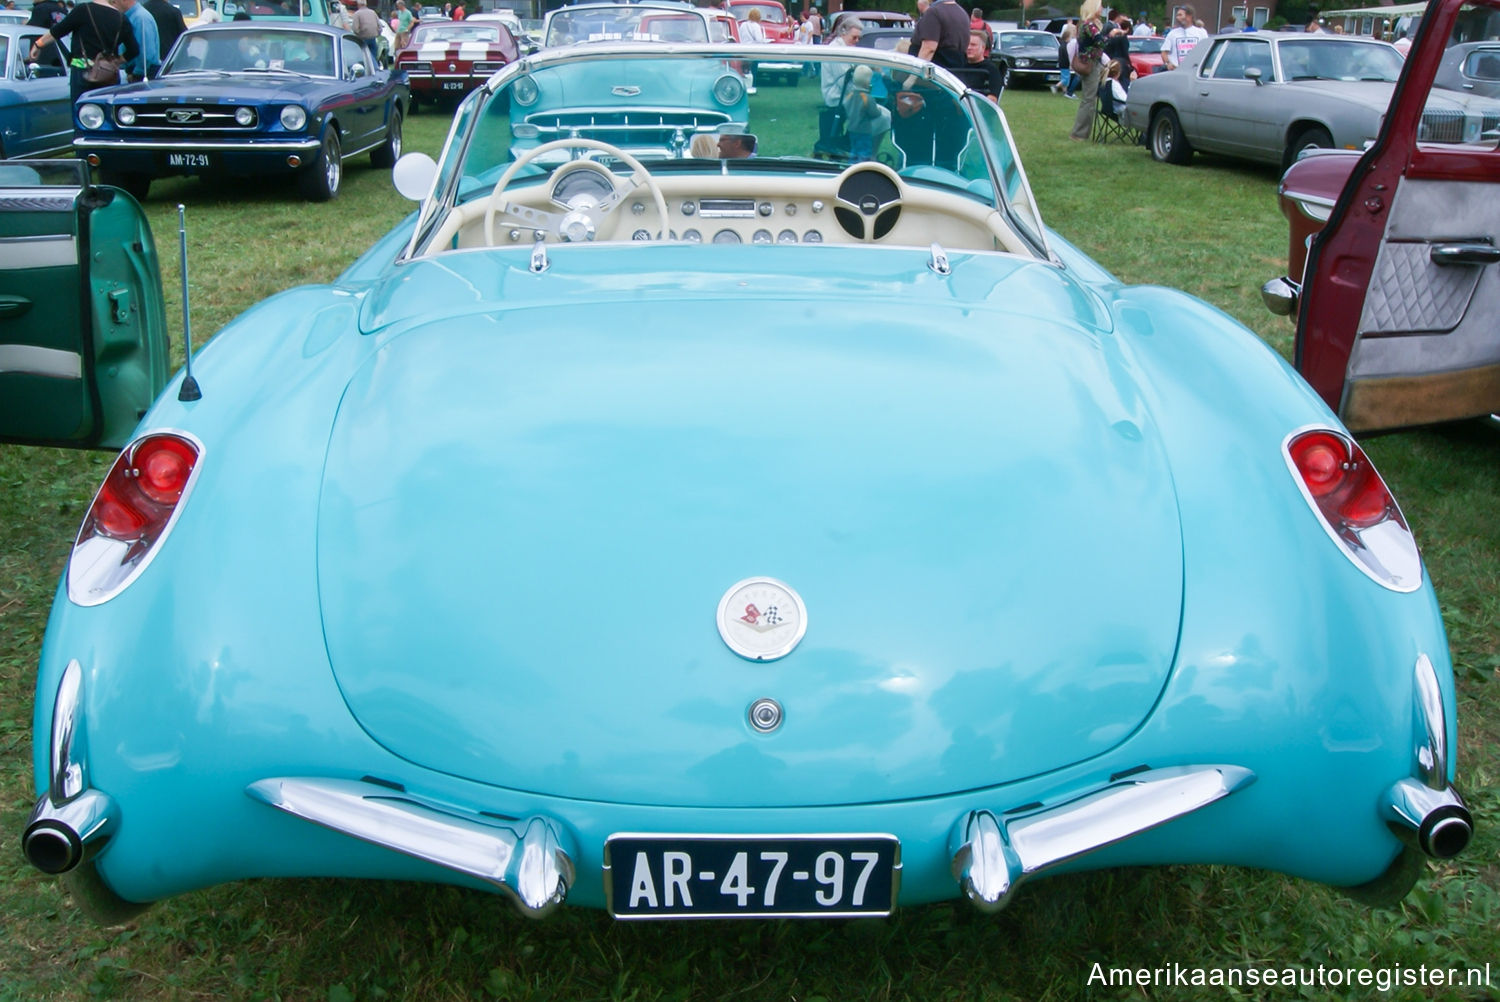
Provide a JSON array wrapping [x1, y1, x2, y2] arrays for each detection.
[[73, 22, 407, 201]]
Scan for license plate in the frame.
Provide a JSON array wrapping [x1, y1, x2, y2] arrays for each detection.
[[441, 80, 465, 91], [167, 152, 211, 168], [604, 834, 899, 919]]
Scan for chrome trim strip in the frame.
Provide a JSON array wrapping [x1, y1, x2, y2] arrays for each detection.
[[50, 660, 87, 801], [0, 345, 82, 380], [74, 138, 322, 152], [0, 234, 78, 269], [1412, 653, 1448, 788], [950, 765, 1255, 913], [246, 777, 575, 916]]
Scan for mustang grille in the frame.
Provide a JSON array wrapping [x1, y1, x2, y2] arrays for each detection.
[[523, 109, 732, 145], [118, 107, 258, 130]]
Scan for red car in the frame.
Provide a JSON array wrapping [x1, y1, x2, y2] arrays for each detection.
[[1127, 35, 1165, 77], [1263, 0, 1500, 432], [396, 20, 520, 110], [725, 0, 796, 43]]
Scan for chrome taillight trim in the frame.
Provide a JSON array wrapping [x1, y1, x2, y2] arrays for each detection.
[[67, 429, 206, 607], [1281, 425, 1422, 593]]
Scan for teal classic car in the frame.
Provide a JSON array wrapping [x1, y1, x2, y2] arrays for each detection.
[[1, 43, 1471, 922]]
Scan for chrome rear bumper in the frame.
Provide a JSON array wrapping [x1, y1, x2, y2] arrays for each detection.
[[246, 777, 575, 917], [949, 764, 1255, 913]]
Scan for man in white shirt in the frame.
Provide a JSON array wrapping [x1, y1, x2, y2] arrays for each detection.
[[1131, 11, 1153, 35], [1160, 4, 1206, 69]]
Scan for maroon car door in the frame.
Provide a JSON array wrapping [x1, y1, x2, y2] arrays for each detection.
[[1295, 0, 1500, 432]]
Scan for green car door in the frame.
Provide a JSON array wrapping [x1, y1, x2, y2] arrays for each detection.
[[0, 161, 168, 451]]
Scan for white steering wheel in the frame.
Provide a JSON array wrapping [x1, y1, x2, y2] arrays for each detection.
[[483, 138, 671, 246]]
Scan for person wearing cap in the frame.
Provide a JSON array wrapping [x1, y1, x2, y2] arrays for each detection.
[[198, 0, 222, 21], [1131, 10, 1152, 34]]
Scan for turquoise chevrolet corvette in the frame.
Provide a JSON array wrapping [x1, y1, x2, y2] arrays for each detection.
[[0, 42, 1471, 923]]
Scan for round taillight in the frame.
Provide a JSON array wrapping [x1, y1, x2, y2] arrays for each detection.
[[134, 437, 196, 504], [1290, 431, 1346, 497]]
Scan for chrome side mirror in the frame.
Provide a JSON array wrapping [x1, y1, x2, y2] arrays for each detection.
[[1245, 66, 1263, 85]]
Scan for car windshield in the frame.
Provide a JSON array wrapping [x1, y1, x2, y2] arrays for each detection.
[[1278, 38, 1404, 82], [1127, 36, 1160, 54], [731, 3, 786, 22], [413, 23, 502, 43], [545, 7, 710, 46], [999, 32, 1055, 50], [169, 0, 198, 14], [161, 28, 336, 74], [411, 45, 1048, 256]]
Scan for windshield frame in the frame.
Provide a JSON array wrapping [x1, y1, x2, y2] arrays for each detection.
[[401, 43, 1052, 262]]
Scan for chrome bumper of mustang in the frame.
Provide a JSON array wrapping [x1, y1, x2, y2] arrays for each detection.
[[73, 138, 322, 152], [948, 764, 1256, 913]]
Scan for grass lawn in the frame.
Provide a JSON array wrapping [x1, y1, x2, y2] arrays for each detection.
[[0, 86, 1495, 1002]]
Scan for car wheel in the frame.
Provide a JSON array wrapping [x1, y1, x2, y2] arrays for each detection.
[[1149, 107, 1193, 165], [1284, 125, 1333, 170], [299, 130, 342, 202], [97, 169, 151, 202], [371, 107, 403, 168]]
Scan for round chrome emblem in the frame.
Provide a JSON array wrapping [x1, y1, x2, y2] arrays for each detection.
[[716, 577, 807, 662]]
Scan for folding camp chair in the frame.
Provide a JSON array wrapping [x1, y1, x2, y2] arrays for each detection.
[[1091, 82, 1141, 145]]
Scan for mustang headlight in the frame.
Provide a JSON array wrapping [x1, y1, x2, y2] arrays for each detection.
[[280, 105, 307, 130], [115, 106, 136, 125], [712, 73, 745, 106], [235, 106, 256, 126], [78, 104, 106, 130], [512, 74, 539, 106]]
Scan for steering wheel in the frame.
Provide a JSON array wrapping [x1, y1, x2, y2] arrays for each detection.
[[483, 138, 671, 246], [833, 163, 905, 242]]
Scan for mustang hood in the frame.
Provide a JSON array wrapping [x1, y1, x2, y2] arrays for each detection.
[[318, 260, 1184, 808]]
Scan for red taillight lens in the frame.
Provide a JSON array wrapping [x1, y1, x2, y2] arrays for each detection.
[[1289, 430, 1400, 532], [134, 436, 196, 504], [81, 434, 199, 543], [1286, 427, 1418, 590], [1289, 431, 1346, 498], [70, 433, 201, 606]]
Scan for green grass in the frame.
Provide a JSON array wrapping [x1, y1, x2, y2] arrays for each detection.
[[0, 89, 1496, 1002]]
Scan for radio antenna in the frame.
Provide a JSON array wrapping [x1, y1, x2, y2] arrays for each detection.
[[176, 204, 201, 402]]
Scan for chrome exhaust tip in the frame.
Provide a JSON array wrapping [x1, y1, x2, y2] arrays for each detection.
[[1383, 778, 1472, 860], [23, 789, 118, 875]]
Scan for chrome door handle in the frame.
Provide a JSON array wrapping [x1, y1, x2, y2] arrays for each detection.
[[1430, 243, 1500, 266]]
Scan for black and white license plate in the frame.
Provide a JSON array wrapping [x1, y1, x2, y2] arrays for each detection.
[[441, 80, 466, 91], [167, 152, 211, 168], [604, 834, 899, 919]]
